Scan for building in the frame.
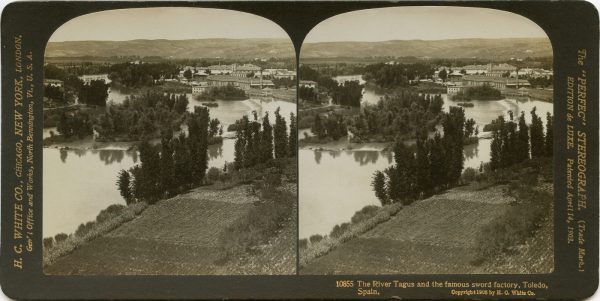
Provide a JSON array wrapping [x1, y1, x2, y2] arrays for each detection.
[[299, 80, 317, 89], [192, 82, 209, 95], [447, 84, 464, 95], [79, 74, 111, 85], [462, 75, 530, 89], [486, 63, 516, 77], [206, 75, 274, 91], [44, 79, 64, 87]]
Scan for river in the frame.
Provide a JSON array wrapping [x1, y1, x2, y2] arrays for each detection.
[[300, 76, 553, 239], [43, 90, 295, 238]]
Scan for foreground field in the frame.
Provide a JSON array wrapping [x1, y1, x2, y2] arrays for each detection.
[[300, 184, 553, 275], [45, 183, 296, 275]]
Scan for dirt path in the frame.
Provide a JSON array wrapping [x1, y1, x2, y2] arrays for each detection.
[[45, 184, 296, 275], [301, 185, 525, 275]]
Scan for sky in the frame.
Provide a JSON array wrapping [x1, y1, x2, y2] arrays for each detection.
[[305, 6, 548, 43], [49, 7, 288, 42]]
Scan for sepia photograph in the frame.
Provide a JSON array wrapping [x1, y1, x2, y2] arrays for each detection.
[[298, 6, 554, 274], [42, 7, 297, 275]]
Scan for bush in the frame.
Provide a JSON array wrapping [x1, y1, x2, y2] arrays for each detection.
[[309, 234, 324, 244], [96, 204, 126, 224], [350, 205, 380, 224], [298, 239, 308, 249], [43, 237, 54, 249], [461, 167, 478, 183], [474, 183, 551, 262], [206, 167, 223, 184], [54, 233, 68, 243]]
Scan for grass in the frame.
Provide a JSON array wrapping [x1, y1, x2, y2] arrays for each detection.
[[215, 168, 295, 263], [299, 202, 402, 268], [43, 201, 148, 267]]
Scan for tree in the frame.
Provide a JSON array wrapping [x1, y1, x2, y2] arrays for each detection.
[[159, 137, 176, 197], [371, 171, 388, 205], [415, 132, 432, 195], [516, 111, 530, 163], [260, 112, 274, 161], [438, 69, 448, 82], [442, 106, 465, 185], [530, 107, 545, 158], [545, 112, 553, 156], [312, 114, 325, 139], [183, 69, 193, 80], [273, 107, 288, 159], [429, 132, 447, 189], [116, 169, 133, 204], [138, 140, 161, 202], [288, 112, 297, 157]]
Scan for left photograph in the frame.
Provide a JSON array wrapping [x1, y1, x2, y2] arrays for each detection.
[[42, 7, 297, 275]]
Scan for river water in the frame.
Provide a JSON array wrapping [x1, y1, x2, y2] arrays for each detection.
[[300, 76, 553, 239], [43, 90, 295, 238]]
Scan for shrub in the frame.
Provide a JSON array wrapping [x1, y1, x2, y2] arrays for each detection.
[[43, 201, 148, 267], [298, 239, 308, 249], [351, 205, 380, 224], [206, 167, 222, 184], [309, 234, 324, 244], [43, 237, 54, 249], [96, 204, 126, 224], [474, 184, 551, 263], [54, 233, 68, 243], [461, 167, 478, 183]]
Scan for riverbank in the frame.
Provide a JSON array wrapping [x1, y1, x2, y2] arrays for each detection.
[[300, 172, 553, 274], [44, 159, 297, 275]]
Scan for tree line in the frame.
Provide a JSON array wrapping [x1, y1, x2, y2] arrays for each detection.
[[108, 62, 180, 88], [490, 108, 553, 170], [372, 106, 470, 205], [96, 92, 191, 141], [116, 106, 216, 204], [233, 108, 296, 170], [363, 63, 435, 89]]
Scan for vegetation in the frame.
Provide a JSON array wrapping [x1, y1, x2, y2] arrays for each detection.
[[95, 92, 189, 141], [451, 85, 503, 101], [471, 158, 552, 264], [299, 203, 403, 267], [372, 106, 472, 205], [489, 108, 553, 170], [330, 80, 363, 107], [43, 201, 148, 267], [363, 63, 435, 89], [108, 62, 179, 88], [196, 85, 248, 101], [299, 86, 318, 103], [116, 106, 219, 203]]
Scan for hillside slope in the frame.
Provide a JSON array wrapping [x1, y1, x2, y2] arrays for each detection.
[[45, 184, 297, 275], [300, 184, 553, 275], [301, 38, 551, 59]]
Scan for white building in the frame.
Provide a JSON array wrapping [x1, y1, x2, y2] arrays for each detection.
[[79, 74, 111, 85]]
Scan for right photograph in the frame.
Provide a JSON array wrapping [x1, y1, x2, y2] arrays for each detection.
[[298, 6, 554, 274]]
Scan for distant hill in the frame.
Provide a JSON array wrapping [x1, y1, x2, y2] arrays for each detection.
[[300, 38, 552, 59], [45, 38, 295, 59]]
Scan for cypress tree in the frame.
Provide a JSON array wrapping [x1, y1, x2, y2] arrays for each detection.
[[530, 107, 545, 158], [116, 169, 133, 204], [159, 136, 176, 197], [415, 131, 432, 195], [545, 112, 553, 156], [138, 140, 161, 202], [261, 112, 274, 161], [429, 132, 447, 189], [274, 107, 288, 159], [489, 117, 503, 170], [516, 111, 530, 163], [289, 112, 297, 157], [371, 170, 388, 205]]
